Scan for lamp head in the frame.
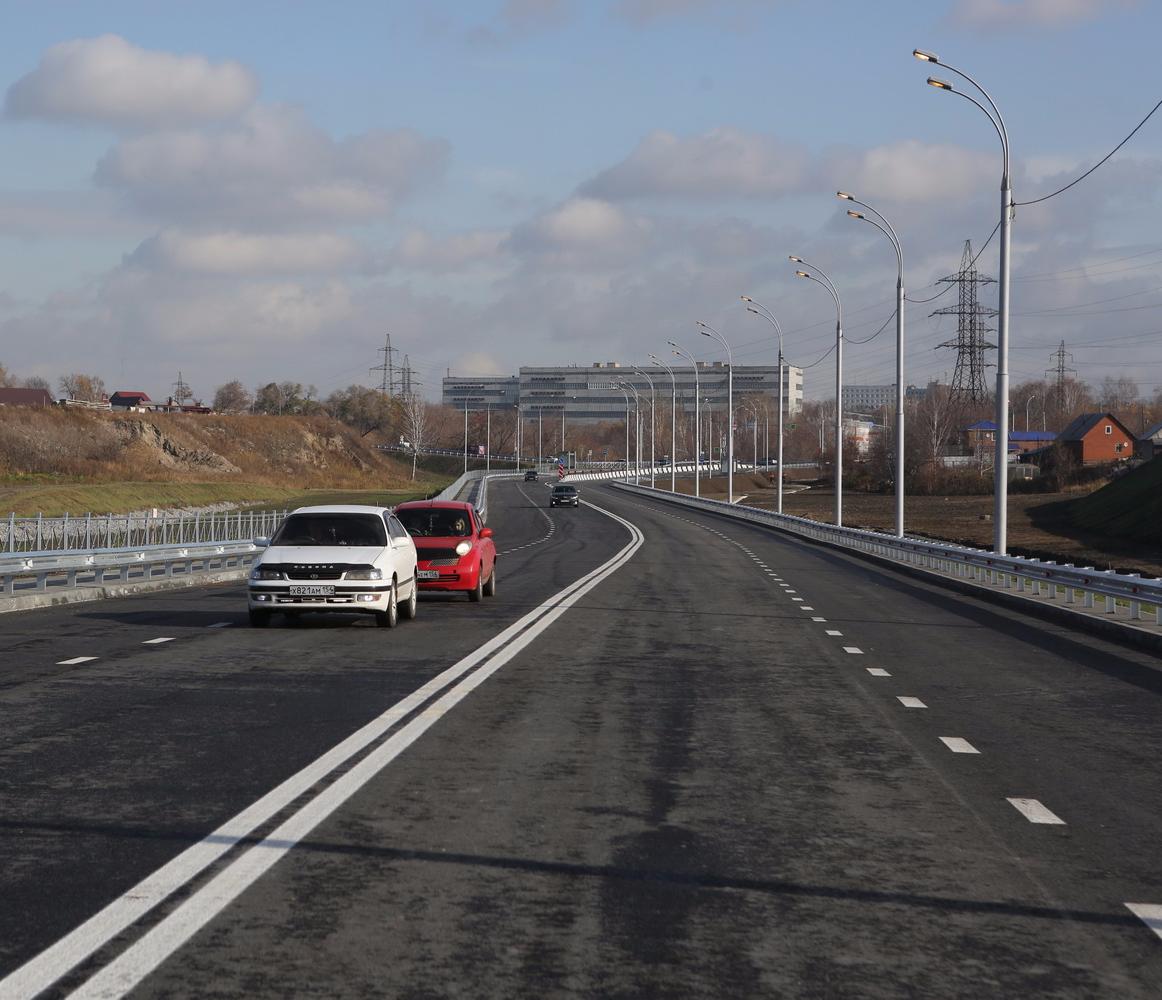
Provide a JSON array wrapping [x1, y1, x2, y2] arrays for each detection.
[[789, 255, 804, 263], [927, 76, 953, 91], [836, 191, 853, 201], [794, 270, 810, 279], [847, 209, 864, 220], [913, 48, 939, 64], [740, 294, 752, 302]]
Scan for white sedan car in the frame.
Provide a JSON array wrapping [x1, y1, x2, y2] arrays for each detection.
[[247, 505, 418, 628]]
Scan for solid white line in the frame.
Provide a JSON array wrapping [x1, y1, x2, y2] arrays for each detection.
[[939, 737, 980, 754], [1125, 903, 1162, 941], [842, 646, 863, 654], [897, 696, 927, 708], [867, 668, 891, 677], [825, 630, 842, 636], [57, 656, 97, 666], [1006, 798, 1066, 825], [143, 638, 175, 645], [3, 499, 644, 1000]]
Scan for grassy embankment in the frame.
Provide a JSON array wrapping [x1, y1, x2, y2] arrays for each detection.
[[0, 408, 452, 516]]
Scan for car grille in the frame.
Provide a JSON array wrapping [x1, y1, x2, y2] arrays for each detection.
[[263, 563, 354, 581], [416, 548, 461, 561]]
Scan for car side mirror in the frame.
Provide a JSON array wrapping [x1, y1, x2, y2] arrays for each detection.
[[255, 536, 270, 547], [480, 527, 493, 538]]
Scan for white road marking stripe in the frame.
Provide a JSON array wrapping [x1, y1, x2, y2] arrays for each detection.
[[800, 606, 814, 611], [811, 617, 826, 622], [897, 696, 927, 708], [842, 646, 863, 654], [867, 668, 890, 677], [57, 656, 97, 666], [1006, 798, 1066, 825], [825, 630, 842, 636], [939, 737, 980, 754], [206, 623, 231, 629], [785, 589, 797, 594], [2, 499, 644, 1000], [791, 597, 803, 602], [1125, 904, 1162, 941], [143, 638, 175, 645]]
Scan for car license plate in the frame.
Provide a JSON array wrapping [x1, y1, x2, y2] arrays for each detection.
[[289, 585, 334, 597], [417, 570, 439, 580]]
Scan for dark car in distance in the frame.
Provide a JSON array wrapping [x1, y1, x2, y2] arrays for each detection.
[[523, 469, 538, 481], [549, 484, 580, 508]]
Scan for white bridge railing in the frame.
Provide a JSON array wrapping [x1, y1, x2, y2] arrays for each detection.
[[611, 482, 1162, 629]]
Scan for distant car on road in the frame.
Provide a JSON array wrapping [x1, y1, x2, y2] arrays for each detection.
[[247, 505, 418, 628], [393, 500, 497, 602], [550, 483, 580, 508], [523, 469, 538, 481]]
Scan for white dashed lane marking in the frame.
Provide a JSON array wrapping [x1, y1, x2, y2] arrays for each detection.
[[811, 617, 826, 622], [143, 638, 175, 645], [897, 696, 927, 708], [57, 656, 97, 666], [825, 630, 843, 636], [1006, 798, 1066, 825], [206, 622, 232, 629], [1125, 904, 1162, 942], [842, 646, 863, 654], [867, 667, 890, 677], [939, 737, 981, 754]]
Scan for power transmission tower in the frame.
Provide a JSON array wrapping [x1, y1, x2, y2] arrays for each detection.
[[172, 370, 192, 405], [1045, 340, 1077, 392], [370, 333, 400, 397], [931, 240, 997, 402], [400, 354, 413, 398]]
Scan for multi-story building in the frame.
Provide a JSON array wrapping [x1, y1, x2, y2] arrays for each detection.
[[842, 383, 932, 414], [443, 362, 803, 420]]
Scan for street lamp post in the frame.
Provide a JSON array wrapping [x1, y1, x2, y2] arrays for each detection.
[[537, 407, 543, 468], [705, 399, 713, 479], [1026, 394, 1037, 432], [514, 404, 522, 468], [838, 191, 906, 538], [649, 354, 678, 493], [668, 341, 701, 497], [485, 405, 491, 473], [791, 256, 844, 527], [915, 47, 1012, 554], [739, 399, 759, 471], [616, 385, 632, 482], [698, 322, 734, 504], [462, 400, 469, 475], [619, 380, 643, 485], [741, 296, 786, 514], [632, 366, 657, 488]]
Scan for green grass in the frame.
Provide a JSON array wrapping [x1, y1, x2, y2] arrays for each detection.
[[1068, 457, 1162, 543]]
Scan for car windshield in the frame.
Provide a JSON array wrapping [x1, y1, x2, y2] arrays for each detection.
[[395, 508, 473, 537], [271, 513, 387, 547], [553, 486, 577, 494]]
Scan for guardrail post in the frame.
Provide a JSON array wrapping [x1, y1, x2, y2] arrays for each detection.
[[1105, 595, 1117, 615], [35, 513, 43, 551], [1083, 590, 1095, 609]]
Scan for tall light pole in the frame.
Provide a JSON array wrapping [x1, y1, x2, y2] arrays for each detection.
[[619, 380, 643, 485], [632, 366, 657, 488], [649, 353, 678, 494], [791, 256, 844, 527], [915, 47, 1012, 554], [698, 322, 734, 504], [741, 296, 786, 515], [616, 384, 632, 482], [705, 398, 713, 479], [668, 341, 700, 497], [838, 191, 906, 538], [462, 400, 469, 475], [485, 404, 491, 473], [1026, 394, 1036, 432], [739, 398, 759, 471], [515, 404, 522, 468]]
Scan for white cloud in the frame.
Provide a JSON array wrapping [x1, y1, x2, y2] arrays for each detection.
[[4, 35, 256, 126], [948, 0, 1137, 29], [0, 191, 146, 238], [392, 229, 507, 272], [94, 104, 449, 227], [824, 140, 997, 204], [129, 230, 365, 275], [579, 128, 809, 200]]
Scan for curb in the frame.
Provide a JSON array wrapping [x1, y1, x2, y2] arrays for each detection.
[[0, 569, 248, 615]]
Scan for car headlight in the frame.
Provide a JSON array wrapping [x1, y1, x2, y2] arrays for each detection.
[[344, 566, 384, 580], [455, 541, 472, 557], [249, 566, 283, 581]]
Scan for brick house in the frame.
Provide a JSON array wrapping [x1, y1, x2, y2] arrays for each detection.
[[0, 387, 54, 408], [1057, 412, 1135, 465], [963, 420, 1056, 456]]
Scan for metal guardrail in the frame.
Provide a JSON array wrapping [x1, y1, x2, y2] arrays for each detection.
[[1, 509, 288, 554], [611, 482, 1162, 628]]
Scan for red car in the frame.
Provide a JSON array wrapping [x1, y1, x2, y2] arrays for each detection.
[[392, 500, 497, 601]]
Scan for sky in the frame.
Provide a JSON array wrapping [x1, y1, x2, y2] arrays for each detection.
[[0, 0, 1160, 405]]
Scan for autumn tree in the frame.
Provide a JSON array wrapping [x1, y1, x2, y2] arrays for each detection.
[[213, 380, 254, 413], [58, 373, 107, 402]]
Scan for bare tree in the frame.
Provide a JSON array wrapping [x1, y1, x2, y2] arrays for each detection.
[[23, 375, 50, 392], [401, 394, 429, 480], [0, 363, 13, 388], [213, 380, 254, 413], [58, 373, 107, 402], [1098, 375, 1139, 414]]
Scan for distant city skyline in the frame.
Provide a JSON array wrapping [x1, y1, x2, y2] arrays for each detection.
[[1, 1, 1160, 404]]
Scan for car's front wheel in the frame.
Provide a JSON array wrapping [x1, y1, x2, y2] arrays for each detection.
[[377, 581, 399, 627], [483, 562, 497, 597], [468, 567, 483, 602], [400, 572, 418, 620]]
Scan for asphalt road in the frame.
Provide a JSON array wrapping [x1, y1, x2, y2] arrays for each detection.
[[1, 478, 1159, 998]]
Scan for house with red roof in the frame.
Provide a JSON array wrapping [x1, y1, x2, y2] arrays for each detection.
[[0, 387, 54, 408], [1058, 412, 1134, 465], [109, 391, 152, 411]]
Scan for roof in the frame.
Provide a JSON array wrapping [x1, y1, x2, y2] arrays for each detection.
[[964, 420, 996, 431], [288, 504, 391, 515], [1058, 412, 1132, 442], [1009, 430, 1056, 442], [1140, 420, 1162, 442], [111, 390, 151, 401], [0, 387, 54, 407]]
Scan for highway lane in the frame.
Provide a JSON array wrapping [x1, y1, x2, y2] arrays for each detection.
[[0, 478, 629, 992], [4, 478, 1161, 997]]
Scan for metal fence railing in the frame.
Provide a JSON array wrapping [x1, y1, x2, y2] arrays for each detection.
[[1, 509, 289, 555]]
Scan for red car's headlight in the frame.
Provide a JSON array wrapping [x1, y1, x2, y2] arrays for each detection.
[[455, 541, 472, 557]]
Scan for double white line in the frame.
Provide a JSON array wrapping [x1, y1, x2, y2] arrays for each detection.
[[2, 500, 643, 1000]]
